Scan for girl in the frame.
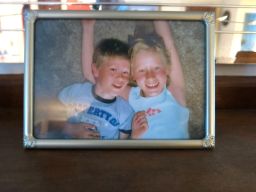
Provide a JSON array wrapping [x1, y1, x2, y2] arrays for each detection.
[[128, 33, 189, 139]]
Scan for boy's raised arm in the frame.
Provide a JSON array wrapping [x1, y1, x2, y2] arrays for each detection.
[[82, 20, 96, 83], [154, 20, 186, 106]]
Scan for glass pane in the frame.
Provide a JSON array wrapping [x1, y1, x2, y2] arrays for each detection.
[[242, 13, 256, 51], [0, 0, 256, 67], [0, 4, 24, 63]]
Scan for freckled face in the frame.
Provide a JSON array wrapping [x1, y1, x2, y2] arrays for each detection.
[[132, 50, 168, 97], [93, 56, 130, 99]]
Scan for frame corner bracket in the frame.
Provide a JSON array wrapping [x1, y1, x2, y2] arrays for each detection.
[[23, 136, 36, 148], [203, 135, 215, 148], [203, 12, 215, 24]]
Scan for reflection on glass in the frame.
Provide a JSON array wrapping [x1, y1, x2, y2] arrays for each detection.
[[0, 5, 24, 63], [242, 13, 256, 51], [216, 8, 256, 64], [1, 2, 256, 65]]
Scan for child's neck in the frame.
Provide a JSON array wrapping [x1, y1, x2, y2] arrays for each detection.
[[140, 87, 165, 98], [92, 85, 116, 103]]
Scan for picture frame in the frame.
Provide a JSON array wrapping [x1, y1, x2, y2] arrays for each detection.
[[23, 9, 215, 149]]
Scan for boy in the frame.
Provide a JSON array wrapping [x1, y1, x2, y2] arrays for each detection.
[[58, 37, 134, 139]]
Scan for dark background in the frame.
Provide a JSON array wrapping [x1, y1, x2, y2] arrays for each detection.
[[0, 74, 256, 192]]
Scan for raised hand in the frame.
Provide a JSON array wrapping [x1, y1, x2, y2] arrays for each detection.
[[131, 111, 148, 139]]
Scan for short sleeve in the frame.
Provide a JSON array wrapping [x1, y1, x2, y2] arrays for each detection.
[[58, 85, 74, 105], [58, 82, 91, 105]]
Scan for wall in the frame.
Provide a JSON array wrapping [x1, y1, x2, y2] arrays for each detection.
[[216, 0, 256, 63], [216, 64, 256, 76]]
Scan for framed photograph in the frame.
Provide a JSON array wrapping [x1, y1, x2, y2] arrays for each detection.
[[23, 9, 215, 149]]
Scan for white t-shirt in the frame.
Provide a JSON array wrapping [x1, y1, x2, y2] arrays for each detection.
[[59, 82, 134, 139], [129, 87, 189, 139]]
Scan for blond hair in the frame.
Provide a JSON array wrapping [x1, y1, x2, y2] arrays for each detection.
[[129, 38, 171, 86]]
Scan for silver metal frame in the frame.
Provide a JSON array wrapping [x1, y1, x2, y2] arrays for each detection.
[[23, 10, 215, 149]]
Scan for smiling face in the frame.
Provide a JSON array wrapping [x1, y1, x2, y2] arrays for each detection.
[[93, 56, 130, 99], [132, 50, 169, 97]]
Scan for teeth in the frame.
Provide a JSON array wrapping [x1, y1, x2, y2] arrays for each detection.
[[113, 84, 123, 88], [146, 82, 159, 88]]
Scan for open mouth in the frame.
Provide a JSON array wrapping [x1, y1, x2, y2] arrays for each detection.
[[112, 84, 124, 89], [145, 82, 159, 89]]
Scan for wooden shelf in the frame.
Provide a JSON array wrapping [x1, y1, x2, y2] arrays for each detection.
[[0, 74, 256, 191], [0, 108, 256, 192]]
